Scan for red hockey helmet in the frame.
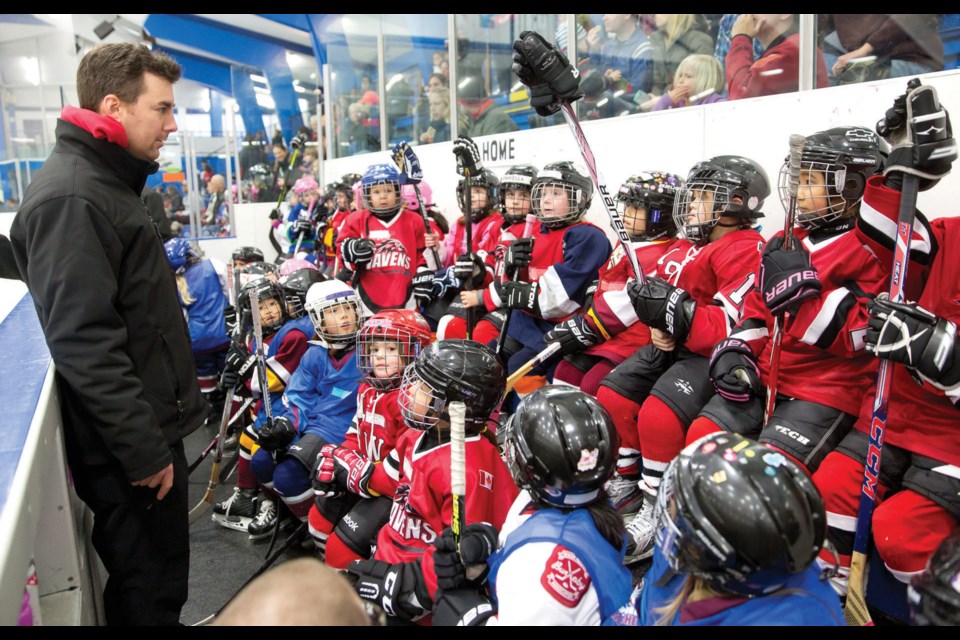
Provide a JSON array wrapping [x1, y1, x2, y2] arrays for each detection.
[[357, 309, 434, 390]]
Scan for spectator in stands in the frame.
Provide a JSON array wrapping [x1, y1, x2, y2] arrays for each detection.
[[819, 14, 943, 86], [649, 53, 726, 111], [714, 14, 765, 72], [419, 86, 451, 144], [554, 15, 589, 60], [202, 174, 227, 237], [344, 102, 379, 154], [639, 14, 714, 100], [457, 74, 518, 137], [272, 142, 302, 193], [726, 14, 828, 100], [586, 14, 652, 93], [579, 67, 637, 120]]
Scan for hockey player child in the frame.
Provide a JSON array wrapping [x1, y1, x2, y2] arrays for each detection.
[[610, 432, 843, 626], [245, 279, 364, 538], [284, 174, 321, 261], [212, 278, 312, 535], [590, 155, 768, 561], [343, 340, 519, 625], [338, 163, 432, 315], [319, 181, 354, 275], [676, 127, 886, 476], [547, 171, 683, 398], [438, 163, 539, 344], [401, 180, 446, 266], [309, 309, 433, 564], [164, 237, 230, 411], [811, 81, 960, 601]]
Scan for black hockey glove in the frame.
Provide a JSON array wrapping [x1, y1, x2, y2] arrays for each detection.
[[866, 295, 960, 390], [290, 131, 308, 151], [292, 217, 313, 236], [432, 268, 462, 299], [432, 523, 498, 592], [627, 276, 696, 344], [392, 141, 423, 184], [759, 235, 822, 316], [452, 136, 483, 178], [453, 253, 485, 290], [512, 30, 582, 117], [583, 279, 599, 311], [709, 337, 762, 403], [504, 236, 534, 278], [341, 237, 376, 265], [412, 269, 435, 306], [258, 415, 296, 452], [221, 341, 255, 389], [879, 80, 958, 192], [346, 559, 431, 622], [497, 280, 540, 315], [223, 304, 237, 336], [268, 208, 281, 221], [544, 315, 599, 356], [432, 589, 496, 627]]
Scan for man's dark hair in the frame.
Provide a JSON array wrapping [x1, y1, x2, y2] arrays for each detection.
[[77, 43, 182, 111]]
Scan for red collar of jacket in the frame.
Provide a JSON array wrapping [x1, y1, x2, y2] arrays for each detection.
[[60, 105, 129, 148]]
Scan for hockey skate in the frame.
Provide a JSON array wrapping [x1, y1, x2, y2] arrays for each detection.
[[623, 496, 657, 564], [212, 487, 258, 532], [247, 497, 278, 542], [605, 473, 644, 518]]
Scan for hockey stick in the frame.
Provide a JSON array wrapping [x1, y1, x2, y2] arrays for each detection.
[[495, 213, 538, 358], [189, 381, 235, 523], [764, 134, 806, 424], [559, 102, 645, 285], [463, 168, 477, 339], [392, 143, 442, 271], [191, 521, 308, 626], [188, 433, 219, 474], [448, 401, 467, 547], [268, 137, 306, 261], [504, 342, 562, 394], [844, 80, 935, 626]]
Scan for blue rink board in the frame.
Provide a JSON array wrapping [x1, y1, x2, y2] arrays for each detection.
[[0, 294, 50, 515]]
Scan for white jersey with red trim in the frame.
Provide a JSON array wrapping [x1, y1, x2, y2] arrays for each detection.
[[338, 208, 426, 312]]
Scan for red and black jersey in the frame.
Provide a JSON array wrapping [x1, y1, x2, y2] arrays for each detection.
[[341, 384, 407, 497], [442, 212, 504, 269], [338, 208, 427, 312], [487, 218, 541, 286]]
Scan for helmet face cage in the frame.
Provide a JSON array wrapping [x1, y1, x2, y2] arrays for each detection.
[[500, 166, 537, 223], [616, 179, 680, 242], [305, 291, 362, 348], [672, 179, 731, 243], [361, 165, 402, 218], [238, 280, 287, 336], [457, 170, 500, 220], [398, 363, 448, 430], [357, 321, 425, 390], [777, 159, 851, 230], [532, 181, 588, 229]]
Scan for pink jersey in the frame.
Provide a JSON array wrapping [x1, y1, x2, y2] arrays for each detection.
[[338, 208, 426, 312]]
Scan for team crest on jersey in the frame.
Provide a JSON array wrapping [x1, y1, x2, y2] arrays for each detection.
[[541, 546, 591, 608], [369, 239, 411, 273], [478, 469, 494, 490], [658, 244, 701, 285]]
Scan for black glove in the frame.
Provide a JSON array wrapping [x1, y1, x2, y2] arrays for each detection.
[[290, 131, 308, 151], [432, 589, 496, 627], [223, 304, 237, 335], [412, 270, 435, 306], [258, 415, 296, 452], [268, 208, 281, 221], [342, 237, 376, 265], [221, 341, 255, 389], [878, 80, 957, 192], [627, 276, 696, 344], [709, 337, 762, 403], [432, 268, 462, 299], [452, 136, 483, 177], [292, 217, 313, 236], [432, 523, 498, 591], [544, 315, 599, 356], [759, 235, 821, 316], [866, 295, 960, 389], [512, 30, 582, 116], [497, 280, 539, 314], [392, 141, 423, 184], [453, 253, 485, 289], [583, 279, 599, 311], [346, 559, 429, 621], [504, 237, 534, 278]]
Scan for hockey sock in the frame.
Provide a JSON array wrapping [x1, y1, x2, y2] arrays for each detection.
[[552, 359, 586, 388], [873, 491, 958, 583], [638, 396, 685, 494], [236, 456, 257, 491], [307, 504, 334, 557], [579, 359, 616, 397], [324, 532, 365, 570], [685, 416, 723, 446]]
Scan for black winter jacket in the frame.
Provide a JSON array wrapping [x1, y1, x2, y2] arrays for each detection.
[[11, 120, 208, 481]]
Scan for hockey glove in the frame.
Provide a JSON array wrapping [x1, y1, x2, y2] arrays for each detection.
[[512, 30, 582, 116], [223, 304, 237, 336], [759, 235, 822, 315], [583, 279, 599, 311], [313, 445, 344, 498], [392, 141, 423, 184], [432, 268, 463, 299], [879, 81, 957, 192], [258, 416, 296, 452], [504, 236, 534, 278], [221, 341, 255, 389], [709, 337, 762, 403], [268, 208, 281, 221], [290, 131, 308, 151], [346, 559, 431, 621], [432, 589, 496, 627], [497, 280, 540, 315], [866, 295, 960, 389], [342, 237, 376, 265], [627, 276, 696, 344], [317, 444, 376, 498], [453, 253, 485, 289], [412, 269, 435, 307], [292, 217, 314, 237], [452, 136, 483, 178], [432, 523, 498, 591], [544, 315, 599, 356]]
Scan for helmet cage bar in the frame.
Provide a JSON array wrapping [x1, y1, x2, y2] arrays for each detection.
[[672, 180, 731, 242], [777, 159, 851, 230], [398, 364, 448, 430], [531, 181, 586, 229], [363, 182, 402, 217], [306, 294, 362, 348], [357, 324, 422, 390]]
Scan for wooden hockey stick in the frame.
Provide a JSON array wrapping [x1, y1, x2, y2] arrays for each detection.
[[448, 401, 467, 546], [764, 134, 806, 424], [495, 213, 538, 358], [504, 342, 562, 394]]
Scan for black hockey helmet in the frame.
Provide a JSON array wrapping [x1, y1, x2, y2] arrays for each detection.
[[779, 126, 883, 230], [532, 161, 594, 229], [616, 171, 684, 241], [908, 527, 960, 626], [238, 261, 279, 289], [398, 339, 506, 430], [279, 268, 328, 319], [247, 163, 275, 191], [655, 432, 826, 597], [503, 385, 619, 508], [231, 246, 265, 265], [237, 278, 288, 336], [673, 155, 769, 243], [457, 167, 501, 221], [499, 164, 538, 224]]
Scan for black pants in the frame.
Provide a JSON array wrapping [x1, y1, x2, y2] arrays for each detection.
[[72, 442, 190, 626]]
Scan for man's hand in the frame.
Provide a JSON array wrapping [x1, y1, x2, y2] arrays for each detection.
[[731, 14, 761, 39], [392, 141, 423, 184], [452, 137, 483, 177], [131, 463, 174, 500]]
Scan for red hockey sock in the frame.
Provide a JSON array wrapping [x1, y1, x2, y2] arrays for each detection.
[[237, 456, 256, 491], [281, 495, 314, 520], [580, 359, 616, 397], [638, 396, 685, 472], [470, 319, 500, 346], [552, 360, 586, 388], [324, 532, 365, 570], [597, 386, 641, 452], [685, 416, 723, 446]]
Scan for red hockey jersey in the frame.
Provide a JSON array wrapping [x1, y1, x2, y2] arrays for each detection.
[[442, 212, 504, 269], [340, 384, 407, 497]]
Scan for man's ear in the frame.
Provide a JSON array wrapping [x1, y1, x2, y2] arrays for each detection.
[[99, 94, 122, 121]]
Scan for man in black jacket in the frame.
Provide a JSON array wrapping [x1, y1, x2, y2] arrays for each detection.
[[10, 43, 208, 626]]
